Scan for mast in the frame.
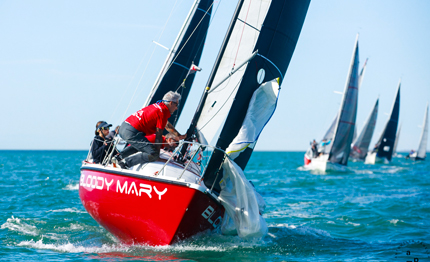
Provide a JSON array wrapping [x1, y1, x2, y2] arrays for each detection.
[[143, 0, 213, 126], [376, 81, 400, 161], [328, 35, 360, 165]]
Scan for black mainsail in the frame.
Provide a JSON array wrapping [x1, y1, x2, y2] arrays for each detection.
[[375, 82, 400, 161], [187, 0, 310, 193], [143, 0, 213, 126]]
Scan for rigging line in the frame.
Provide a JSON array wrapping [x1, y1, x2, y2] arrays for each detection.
[[119, 0, 180, 121], [163, 1, 215, 78], [138, 1, 215, 101], [232, 0, 252, 69], [110, 43, 152, 124], [192, 0, 223, 62]]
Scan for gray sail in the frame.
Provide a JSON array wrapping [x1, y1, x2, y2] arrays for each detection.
[[328, 36, 360, 165], [416, 103, 429, 159], [350, 98, 379, 160]]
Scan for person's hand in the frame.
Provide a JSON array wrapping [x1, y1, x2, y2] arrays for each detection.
[[104, 141, 108, 146], [178, 134, 187, 140]]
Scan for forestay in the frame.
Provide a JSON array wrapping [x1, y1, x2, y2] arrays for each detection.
[[328, 36, 360, 165]]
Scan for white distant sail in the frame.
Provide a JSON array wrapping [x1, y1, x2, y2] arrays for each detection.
[[416, 103, 429, 159]]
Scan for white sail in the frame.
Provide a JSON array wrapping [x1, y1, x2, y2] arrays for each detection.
[[226, 78, 280, 159], [417, 103, 429, 159], [196, 0, 271, 145]]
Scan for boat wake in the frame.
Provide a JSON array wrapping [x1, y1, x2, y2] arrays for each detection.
[[63, 183, 79, 190]]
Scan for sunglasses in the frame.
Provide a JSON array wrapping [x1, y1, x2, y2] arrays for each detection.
[[100, 127, 110, 131]]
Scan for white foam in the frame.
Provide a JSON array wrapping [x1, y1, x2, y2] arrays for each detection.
[[270, 223, 297, 229], [346, 222, 360, 227], [42, 233, 66, 240], [69, 223, 84, 230], [389, 219, 399, 225], [47, 208, 86, 214], [17, 239, 131, 253], [64, 184, 79, 190], [1, 216, 38, 236]]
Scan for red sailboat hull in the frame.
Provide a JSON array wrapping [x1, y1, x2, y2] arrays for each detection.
[[79, 167, 224, 246]]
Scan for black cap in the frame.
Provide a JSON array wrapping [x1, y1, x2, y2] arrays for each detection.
[[97, 121, 112, 131]]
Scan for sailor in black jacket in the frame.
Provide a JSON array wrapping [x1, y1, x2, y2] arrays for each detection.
[[91, 121, 114, 164]]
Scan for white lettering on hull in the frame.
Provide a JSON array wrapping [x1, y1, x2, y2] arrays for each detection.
[[201, 206, 222, 228], [80, 173, 167, 200]]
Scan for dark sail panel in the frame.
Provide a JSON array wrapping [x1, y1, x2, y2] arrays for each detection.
[[145, 0, 213, 126], [376, 83, 400, 161]]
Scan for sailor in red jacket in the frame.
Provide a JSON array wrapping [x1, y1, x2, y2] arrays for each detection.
[[113, 91, 186, 168]]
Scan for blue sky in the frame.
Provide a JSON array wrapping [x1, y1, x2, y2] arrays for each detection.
[[1, 0, 429, 151]]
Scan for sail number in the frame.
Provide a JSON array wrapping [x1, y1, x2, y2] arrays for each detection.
[[202, 206, 222, 228]]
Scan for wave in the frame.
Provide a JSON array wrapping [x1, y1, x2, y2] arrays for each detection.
[[63, 183, 79, 190], [1, 216, 38, 236], [47, 208, 86, 214], [17, 239, 131, 253]]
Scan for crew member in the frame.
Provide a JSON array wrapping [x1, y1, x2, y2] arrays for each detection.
[[113, 91, 186, 168]]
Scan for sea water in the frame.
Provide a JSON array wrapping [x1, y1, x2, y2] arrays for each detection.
[[1, 150, 429, 261]]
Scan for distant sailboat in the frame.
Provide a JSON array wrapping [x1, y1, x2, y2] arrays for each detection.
[[350, 98, 379, 161], [365, 81, 400, 164], [406, 103, 428, 161], [304, 35, 360, 171]]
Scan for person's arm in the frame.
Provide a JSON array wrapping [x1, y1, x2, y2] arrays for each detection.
[[154, 128, 163, 152], [91, 138, 107, 163], [165, 121, 186, 140]]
